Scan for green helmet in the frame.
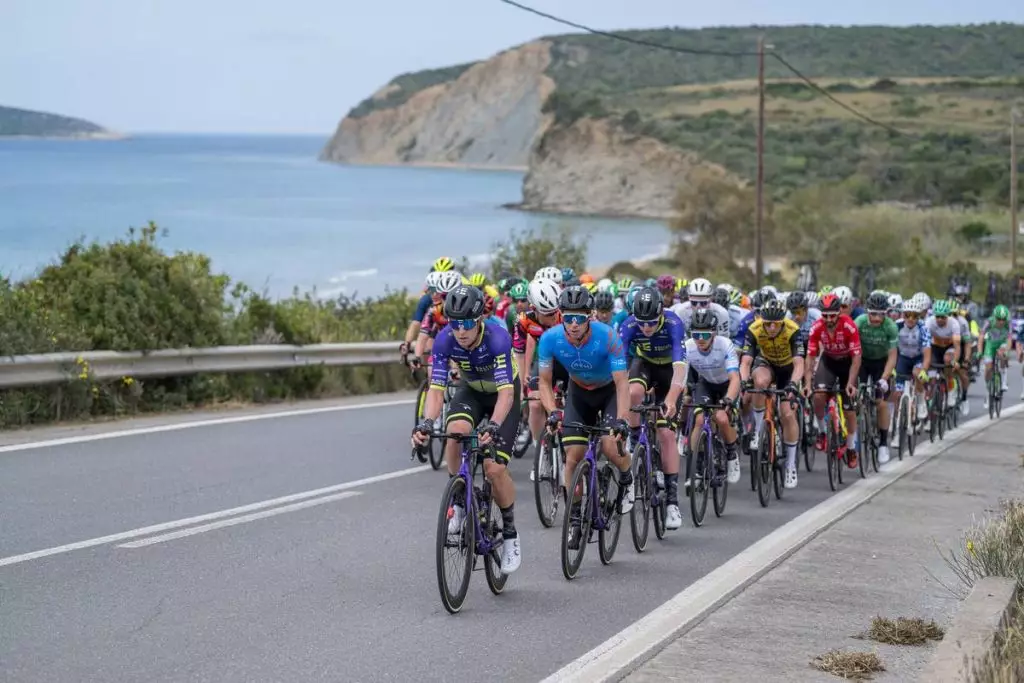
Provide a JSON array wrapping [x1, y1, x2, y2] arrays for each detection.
[[818, 285, 833, 296], [607, 283, 620, 297], [992, 304, 1010, 320], [508, 281, 528, 301], [932, 299, 953, 317], [617, 277, 633, 291]]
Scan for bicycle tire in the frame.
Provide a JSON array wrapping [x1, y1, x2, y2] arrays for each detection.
[[598, 464, 622, 565], [688, 429, 709, 527], [533, 435, 560, 528], [826, 411, 838, 492], [483, 497, 509, 596], [630, 446, 651, 553], [561, 459, 592, 580], [937, 388, 946, 440], [803, 405, 816, 472], [414, 380, 428, 426], [436, 476, 474, 614], [988, 376, 996, 420], [756, 421, 772, 508], [897, 395, 908, 461], [712, 438, 728, 518], [772, 425, 784, 501]]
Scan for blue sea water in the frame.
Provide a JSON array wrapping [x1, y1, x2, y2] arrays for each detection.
[[0, 135, 671, 299]]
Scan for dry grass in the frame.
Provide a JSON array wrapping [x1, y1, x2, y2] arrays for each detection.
[[865, 616, 945, 646], [811, 650, 886, 680], [941, 500, 1024, 598], [968, 596, 1024, 683]]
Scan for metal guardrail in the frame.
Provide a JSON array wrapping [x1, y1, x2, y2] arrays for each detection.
[[0, 343, 402, 389]]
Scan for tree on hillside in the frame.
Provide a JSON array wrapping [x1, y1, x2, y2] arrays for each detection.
[[488, 225, 587, 281]]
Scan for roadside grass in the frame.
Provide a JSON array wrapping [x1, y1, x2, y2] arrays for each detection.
[[863, 616, 944, 646], [811, 649, 886, 680]]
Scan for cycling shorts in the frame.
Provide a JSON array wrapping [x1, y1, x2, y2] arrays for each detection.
[[562, 381, 617, 446], [751, 355, 794, 389], [445, 379, 522, 464]]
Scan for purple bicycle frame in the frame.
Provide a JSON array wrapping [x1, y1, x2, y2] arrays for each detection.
[[452, 432, 501, 556]]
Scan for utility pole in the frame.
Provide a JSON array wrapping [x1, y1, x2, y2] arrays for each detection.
[[755, 35, 766, 288], [1012, 106, 1020, 273]]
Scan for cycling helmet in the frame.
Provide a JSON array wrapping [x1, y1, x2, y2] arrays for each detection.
[[806, 291, 821, 309], [887, 293, 903, 311], [691, 309, 718, 332], [528, 278, 561, 314], [425, 271, 443, 290], [579, 273, 594, 284], [597, 277, 613, 292], [913, 292, 931, 311], [718, 282, 735, 294], [435, 270, 462, 294], [866, 291, 889, 313], [559, 285, 593, 312], [818, 285, 834, 296], [903, 295, 925, 315], [820, 293, 841, 313], [563, 276, 582, 288], [617, 277, 634, 291], [508, 281, 528, 301], [656, 274, 676, 291], [468, 272, 487, 288], [760, 298, 787, 322], [443, 285, 484, 320], [593, 290, 614, 312], [483, 284, 499, 300], [432, 256, 454, 272], [932, 299, 953, 317], [711, 286, 730, 309], [535, 266, 562, 283], [749, 289, 768, 311], [607, 283, 620, 297], [786, 290, 808, 311], [561, 267, 576, 282], [633, 287, 664, 320], [728, 289, 743, 306], [833, 286, 853, 306], [625, 284, 644, 313], [993, 304, 1010, 320], [761, 285, 779, 299], [676, 277, 689, 293], [583, 281, 598, 294], [687, 277, 714, 299]]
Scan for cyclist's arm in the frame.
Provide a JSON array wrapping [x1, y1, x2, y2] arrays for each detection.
[[724, 344, 741, 403], [413, 312, 432, 358], [921, 346, 932, 373], [537, 333, 558, 415], [607, 328, 631, 421], [423, 334, 453, 421], [951, 334, 962, 364], [791, 329, 806, 385], [523, 333, 537, 387], [665, 319, 686, 408], [739, 328, 757, 382], [883, 323, 898, 379], [489, 343, 516, 429], [803, 324, 821, 388]]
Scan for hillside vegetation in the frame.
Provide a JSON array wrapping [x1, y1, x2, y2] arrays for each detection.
[[345, 23, 1024, 205], [0, 105, 108, 137]]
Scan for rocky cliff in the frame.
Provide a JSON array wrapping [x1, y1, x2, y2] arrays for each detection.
[[519, 117, 729, 219], [320, 42, 555, 168]]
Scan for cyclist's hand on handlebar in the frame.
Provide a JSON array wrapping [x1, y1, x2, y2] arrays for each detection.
[[611, 418, 630, 441], [399, 341, 409, 355], [408, 355, 423, 370], [411, 419, 433, 447], [876, 378, 889, 395], [546, 409, 563, 433], [477, 421, 500, 447], [917, 370, 929, 382], [845, 381, 857, 398], [741, 378, 754, 392], [785, 381, 800, 397], [802, 380, 812, 398], [659, 401, 676, 420]]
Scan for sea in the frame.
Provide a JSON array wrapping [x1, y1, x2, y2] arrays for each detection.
[[0, 135, 671, 299]]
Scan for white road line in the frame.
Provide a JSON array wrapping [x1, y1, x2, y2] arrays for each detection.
[[117, 491, 363, 548], [542, 403, 1024, 683], [0, 465, 428, 568], [0, 397, 415, 454]]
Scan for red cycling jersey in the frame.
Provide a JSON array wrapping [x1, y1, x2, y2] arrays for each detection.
[[513, 309, 561, 354], [806, 315, 862, 359], [420, 304, 449, 339]]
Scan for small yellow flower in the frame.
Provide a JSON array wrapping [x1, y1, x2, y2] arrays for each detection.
[[122, 377, 134, 386], [966, 539, 976, 557], [78, 371, 89, 381]]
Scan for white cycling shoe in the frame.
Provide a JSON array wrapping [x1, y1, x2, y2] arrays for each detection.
[[665, 504, 682, 530], [500, 536, 521, 574]]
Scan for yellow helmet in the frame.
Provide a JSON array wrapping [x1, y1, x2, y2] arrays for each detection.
[[432, 257, 454, 272], [468, 272, 487, 287], [483, 284, 499, 299]]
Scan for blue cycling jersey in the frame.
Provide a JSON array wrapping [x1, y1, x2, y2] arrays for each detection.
[[619, 311, 686, 365], [537, 320, 628, 389], [610, 309, 629, 332], [895, 319, 931, 358], [412, 293, 432, 324], [850, 306, 866, 319], [733, 310, 757, 347]]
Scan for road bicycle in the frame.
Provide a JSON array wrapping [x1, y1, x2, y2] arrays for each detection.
[[812, 381, 850, 492], [682, 398, 733, 527], [746, 387, 798, 507], [526, 380, 566, 528], [628, 393, 670, 551], [411, 364, 459, 470]]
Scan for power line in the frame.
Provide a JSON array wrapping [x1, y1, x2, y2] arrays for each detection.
[[497, 0, 758, 58], [497, 0, 907, 135]]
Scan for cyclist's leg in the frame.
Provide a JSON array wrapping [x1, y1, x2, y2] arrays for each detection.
[[811, 358, 837, 450], [561, 382, 593, 492], [627, 357, 650, 431], [647, 363, 679, 501], [596, 382, 634, 512], [705, 380, 741, 483], [749, 357, 773, 441], [833, 357, 858, 461], [773, 364, 799, 480], [480, 382, 524, 571]]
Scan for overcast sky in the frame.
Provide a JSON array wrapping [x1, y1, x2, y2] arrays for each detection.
[[3, 0, 1021, 133]]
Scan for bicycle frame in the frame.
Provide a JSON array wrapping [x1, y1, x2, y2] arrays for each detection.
[[437, 431, 502, 557], [685, 400, 729, 485], [562, 422, 620, 532]]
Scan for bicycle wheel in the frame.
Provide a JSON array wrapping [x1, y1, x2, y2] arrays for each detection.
[[436, 476, 474, 614], [598, 464, 622, 565], [988, 376, 996, 420], [688, 428, 710, 527], [651, 446, 667, 541], [483, 498, 509, 596], [756, 421, 772, 508], [414, 380, 429, 426], [712, 438, 728, 518], [826, 412, 838, 492], [772, 426, 784, 501], [561, 459, 592, 580], [746, 421, 758, 492], [937, 388, 946, 440], [897, 395, 908, 461], [630, 445, 651, 553], [803, 406, 816, 473], [533, 435, 561, 528]]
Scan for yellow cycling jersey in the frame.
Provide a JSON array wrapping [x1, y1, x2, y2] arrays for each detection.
[[742, 318, 805, 366]]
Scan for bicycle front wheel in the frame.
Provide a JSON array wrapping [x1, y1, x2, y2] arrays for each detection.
[[756, 422, 772, 508], [688, 429, 710, 527], [436, 476, 474, 614], [598, 464, 622, 565], [630, 445, 651, 553], [561, 459, 593, 580], [533, 435, 561, 528]]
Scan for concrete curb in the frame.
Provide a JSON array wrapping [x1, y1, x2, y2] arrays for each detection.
[[543, 405, 1024, 683], [919, 576, 1020, 683]]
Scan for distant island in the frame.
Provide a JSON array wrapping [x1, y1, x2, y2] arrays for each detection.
[[0, 105, 120, 139]]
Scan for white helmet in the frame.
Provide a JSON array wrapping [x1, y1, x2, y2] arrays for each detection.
[[597, 277, 613, 292], [718, 283, 735, 294], [687, 277, 713, 298], [777, 290, 790, 303], [535, 267, 562, 283], [425, 271, 443, 289], [888, 293, 903, 311], [833, 285, 853, 306], [528, 278, 561, 314], [903, 295, 925, 315], [805, 290, 820, 309], [761, 285, 779, 298], [913, 292, 932, 312], [434, 270, 462, 294]]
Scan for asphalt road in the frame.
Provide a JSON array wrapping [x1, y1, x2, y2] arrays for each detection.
[[2, 374, 1021, 682]]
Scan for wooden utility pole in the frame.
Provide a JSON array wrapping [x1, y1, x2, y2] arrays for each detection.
[[755, 36, 766, 288], [1012, 107, 1019, 272]]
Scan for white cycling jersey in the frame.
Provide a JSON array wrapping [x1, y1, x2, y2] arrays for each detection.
[[925, 314, 961, 345], [727, 304, 749, 340], [669, 301, 731, 338], [955, 315, 972, 343], [682, 336, 739, 385]]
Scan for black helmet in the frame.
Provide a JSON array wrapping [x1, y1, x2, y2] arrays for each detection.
[[712, 287, 730, 309], [760, 298, 787, 322], [691, 308, 718, 332], [866, 290, 889, 313], [558, 285, 593, 312], [786, 290, 808, 311], [443, 285, 485, 320], [593, 290, 614, 312], [749, 289, 768, 311], [632, 286, 663, 320], [563, 276, 582, 288]]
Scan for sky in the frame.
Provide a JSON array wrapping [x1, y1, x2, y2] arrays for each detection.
[[3, 0, 1022, 134]]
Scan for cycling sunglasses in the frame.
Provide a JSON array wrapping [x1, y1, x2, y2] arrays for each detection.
[[449, 318, 479, 331], [636, 317, 660, 327], [691, 330, 714, 341], [822, 312, 839, 320], [563, 313, 589, 326], [690, 299, 711, 307]]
